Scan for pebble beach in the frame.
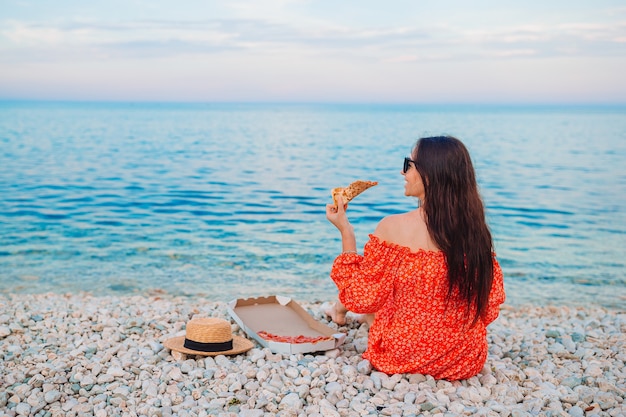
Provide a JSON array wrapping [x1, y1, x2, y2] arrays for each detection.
[[0, 293, 624, 417]]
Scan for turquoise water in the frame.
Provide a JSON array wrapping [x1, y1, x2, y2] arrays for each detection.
[[1, 102, 625, 308]]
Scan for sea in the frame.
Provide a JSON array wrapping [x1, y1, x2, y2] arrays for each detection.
[[1, 101, 625, 309]]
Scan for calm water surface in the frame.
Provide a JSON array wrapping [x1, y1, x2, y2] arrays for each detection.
[[1, 102, 625, 308]]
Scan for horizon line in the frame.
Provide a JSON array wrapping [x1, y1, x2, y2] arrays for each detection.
[[1, 98, 625, 108]]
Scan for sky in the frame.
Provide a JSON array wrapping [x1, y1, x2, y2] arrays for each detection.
[[1, 0, 625, 103]]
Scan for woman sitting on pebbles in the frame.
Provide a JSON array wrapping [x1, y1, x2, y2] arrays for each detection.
[[325, 135, 505, 380]]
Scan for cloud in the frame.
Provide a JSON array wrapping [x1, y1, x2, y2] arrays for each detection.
[[1, 15, 624, 57], [0, 2, 623, 103], [0, 15, 624, 65], [384, 54, 419, 63]]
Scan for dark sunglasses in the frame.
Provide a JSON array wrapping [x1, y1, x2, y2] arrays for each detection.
[[403, 157, 416, 174]]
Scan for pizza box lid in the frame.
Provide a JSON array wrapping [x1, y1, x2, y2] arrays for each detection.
[[227, 295, 346, 354]]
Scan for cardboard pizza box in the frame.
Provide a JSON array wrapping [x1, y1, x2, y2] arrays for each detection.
[[227, 295, 346, 355]]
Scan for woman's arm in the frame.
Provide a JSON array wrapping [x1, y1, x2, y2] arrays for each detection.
[[327, 196, 400, 314], [330, 233, 402, 314], [326, 194, 357, 253]]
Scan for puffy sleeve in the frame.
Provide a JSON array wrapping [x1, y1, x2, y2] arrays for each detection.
[[484, 256, 506, 325], [330, 235, 406, 314]]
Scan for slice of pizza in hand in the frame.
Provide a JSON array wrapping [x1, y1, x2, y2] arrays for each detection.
[[332, 180, 378, 207]]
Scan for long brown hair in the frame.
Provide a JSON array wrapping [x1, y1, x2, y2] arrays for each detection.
[[413, 136, 494, 324]]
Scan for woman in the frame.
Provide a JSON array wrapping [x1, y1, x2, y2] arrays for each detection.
[[325, 136, 505, 380]]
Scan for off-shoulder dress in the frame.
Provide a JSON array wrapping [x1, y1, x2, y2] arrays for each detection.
[[331, 234, 505, 380]]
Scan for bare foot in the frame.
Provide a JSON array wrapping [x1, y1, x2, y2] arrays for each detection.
[[355, 313, 375, 327], [324, 302, 347, 326]]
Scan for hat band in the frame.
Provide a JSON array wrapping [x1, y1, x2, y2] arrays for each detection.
[[184, 338, 233, 352]]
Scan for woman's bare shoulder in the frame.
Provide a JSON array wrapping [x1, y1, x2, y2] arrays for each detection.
[[374, 211, 419, 238], [373, 209, 439, 252]]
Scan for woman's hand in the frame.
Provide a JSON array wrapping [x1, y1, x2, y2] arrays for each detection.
[[326, 194, 357, 252], [326, 195, 351, 232]]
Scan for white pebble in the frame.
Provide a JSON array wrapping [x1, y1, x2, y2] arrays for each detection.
[[284, 367, 299, 379], [357, 359, 372, 374], [324, 381, 343, 395], [106, 366, 125, 377], [279, 392, 303, 410], [15, 403, 31, 416], [568, 405, 585, 417], [44, 390, 61, 404], [239, 410, 264, 417], [1, 294, 623, 417]]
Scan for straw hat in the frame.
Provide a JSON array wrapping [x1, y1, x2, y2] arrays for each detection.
[[164, 317, 254, 356]]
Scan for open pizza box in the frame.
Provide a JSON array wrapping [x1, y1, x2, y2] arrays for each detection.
[[227, 295, 346, 355]]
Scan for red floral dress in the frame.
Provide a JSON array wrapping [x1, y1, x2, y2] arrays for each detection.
[[331, 234, 505, 380]]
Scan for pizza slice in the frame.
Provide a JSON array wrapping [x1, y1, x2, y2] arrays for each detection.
[[257, 330, 333, 344], [331, 180, 378, 207]]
